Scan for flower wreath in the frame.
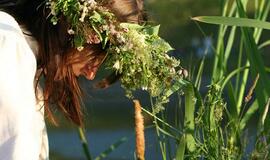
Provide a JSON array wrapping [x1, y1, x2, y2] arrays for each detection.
[[47, 0, 185, 112]]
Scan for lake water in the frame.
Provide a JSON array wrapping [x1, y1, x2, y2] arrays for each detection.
[[48, 128, 165, 160]]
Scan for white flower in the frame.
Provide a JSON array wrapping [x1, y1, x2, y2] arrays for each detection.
[[52, 21, 57, 25], [87, 0, 97, 8], [115, 47, 121, 53], [113, 60, 120, 70], [101, 25, 109, 31], [170, 68, 175, 74], [79, 3, 88, 22], [116, 33, 126, 43], [142, 86, 148, 90], [183, 69, 188, 78], [67, 29, 75, 35], [87, 0, 96, 5]]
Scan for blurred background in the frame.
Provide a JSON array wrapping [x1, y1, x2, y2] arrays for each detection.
[[47, 0, 247, 159]]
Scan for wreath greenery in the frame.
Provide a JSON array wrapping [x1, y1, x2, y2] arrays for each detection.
[[47, 0, 185, 112]]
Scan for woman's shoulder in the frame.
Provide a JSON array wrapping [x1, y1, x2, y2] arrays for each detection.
[[0, 11, 22, 36], [0, 11, 36, 64], [0, 11, 26, 50]]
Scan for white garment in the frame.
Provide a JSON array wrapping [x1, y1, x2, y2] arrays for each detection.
[[0, 11, 49, 160]]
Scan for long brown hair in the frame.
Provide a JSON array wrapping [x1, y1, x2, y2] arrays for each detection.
[[4, 0, 146, 126]]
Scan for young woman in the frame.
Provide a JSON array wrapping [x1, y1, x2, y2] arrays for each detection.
[[0, 0, 145, 159]]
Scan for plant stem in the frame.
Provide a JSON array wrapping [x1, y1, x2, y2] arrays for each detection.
[[78, 127, 92, 160]]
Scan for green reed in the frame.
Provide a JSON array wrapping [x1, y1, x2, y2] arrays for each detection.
[[143, 0, 270, 159]]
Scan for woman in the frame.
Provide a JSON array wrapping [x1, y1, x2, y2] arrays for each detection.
[[0, 0, 145, 159]]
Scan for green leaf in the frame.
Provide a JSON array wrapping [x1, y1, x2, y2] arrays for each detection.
[[120, 23, 161, 36], [101, 31, 109, 49], [192, 16, 270, 30], [152, 38, 174, 52], [143, 25, 160, 35], [120, 23, 144, 30], [50, 16, 58, 25], [90, 11, 103, 23], [163, 79, 187, 98], [74, 35, 85, 48], [91, 23, 103, 43]]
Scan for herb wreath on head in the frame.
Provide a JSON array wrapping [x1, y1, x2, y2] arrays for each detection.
[[47, 0, 185, 112]]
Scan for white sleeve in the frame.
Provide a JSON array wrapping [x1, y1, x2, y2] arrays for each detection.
[[0, 12, 48, 160]]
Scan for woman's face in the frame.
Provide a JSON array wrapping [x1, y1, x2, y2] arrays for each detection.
[[71, 53, 105, 80], [65, 45, 106, 80]]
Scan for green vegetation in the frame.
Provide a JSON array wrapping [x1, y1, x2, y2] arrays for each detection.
[[76, 0, 270, 159], [149, 0, 270, 159], [144, 0, 270, 159]]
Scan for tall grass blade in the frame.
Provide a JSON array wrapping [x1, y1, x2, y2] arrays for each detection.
[[223, 26, 236, 71], [156, 125, 178, 139], [141, 107, 182, 135], [211, 0, 236, 82], [260, 98, 270, 129], [194, 56, 205, 89], [253, 0, 270, 39], [192, 16, 270, 30], [235, 2, 270, 146], [94, 137, 128, 160], [258, 40, 270, 49], [78, 127, 92, 160], [236, 0, 270, 100], [220, 66, 249, 91], [235, 38, 246, 111]]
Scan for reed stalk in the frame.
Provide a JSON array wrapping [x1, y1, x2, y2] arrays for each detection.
[[134, 100, 145, 160]]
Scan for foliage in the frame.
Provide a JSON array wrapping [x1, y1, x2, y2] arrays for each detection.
[[142, 0, 270, 160], [105, 23, 181, 100], [48, 0, 184, 113]]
